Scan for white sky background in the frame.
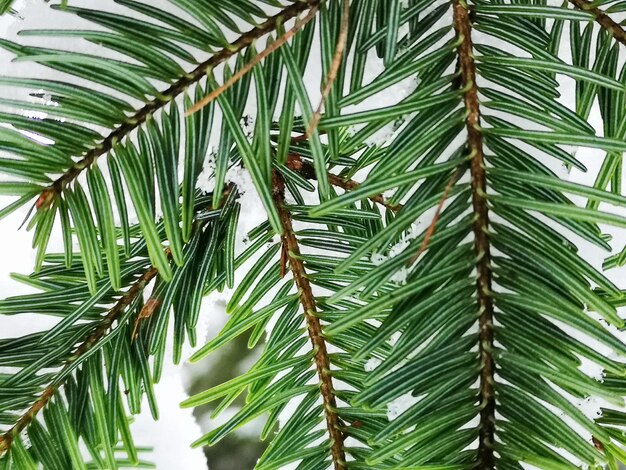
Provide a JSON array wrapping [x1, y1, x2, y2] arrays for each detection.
[[1, 0, 626, 469]]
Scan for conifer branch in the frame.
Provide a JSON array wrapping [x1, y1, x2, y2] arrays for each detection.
[[569, 0, 626, 47], [0, 182, 236, 455], [0, 265, 159, 455], [39, 0, 321, 205], [271, 169, 347, 470], [453, 1, 496, 467], [4, 1, 623, 466]]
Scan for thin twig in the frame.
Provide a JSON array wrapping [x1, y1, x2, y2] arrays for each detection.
[[272, 170, 347, 470], [0, 182, 238, 452], [326, 173, 402, 212], [290, 129, 327, 143], [286, 154, 402, 213], [305, 0, 350, 137], [186, 5, 320, 116], [280, 242, 289, 278], [407, 167, 465, 265]]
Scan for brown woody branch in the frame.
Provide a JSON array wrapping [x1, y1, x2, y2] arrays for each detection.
[[0, 266, 159, 454], [453, 1, 496, 468], [569, 0, 626, 47], [41, 0, 321, 204], [286, 154, 402, 213], [271, 170, 347, 470]]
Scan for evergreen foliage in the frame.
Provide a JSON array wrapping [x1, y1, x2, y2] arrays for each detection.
[[0, 0, 626, 468]]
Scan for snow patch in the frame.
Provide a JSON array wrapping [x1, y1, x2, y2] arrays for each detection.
[[575, 396, 603, 422], [364, 357, 381, 372], [387, 392, 419, 421]]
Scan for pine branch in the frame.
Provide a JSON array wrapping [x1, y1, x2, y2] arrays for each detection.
[[0, 181, 237, 458], [453, 1, 496, 467], [39, 0, 321, 205], [569, 0, 626, 47], [286, 154, 402, 213], [0, 265, 159, 455], [271, 169, 347, 470], [5, 1, 626, 467], [3, 147, 393, 459]]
